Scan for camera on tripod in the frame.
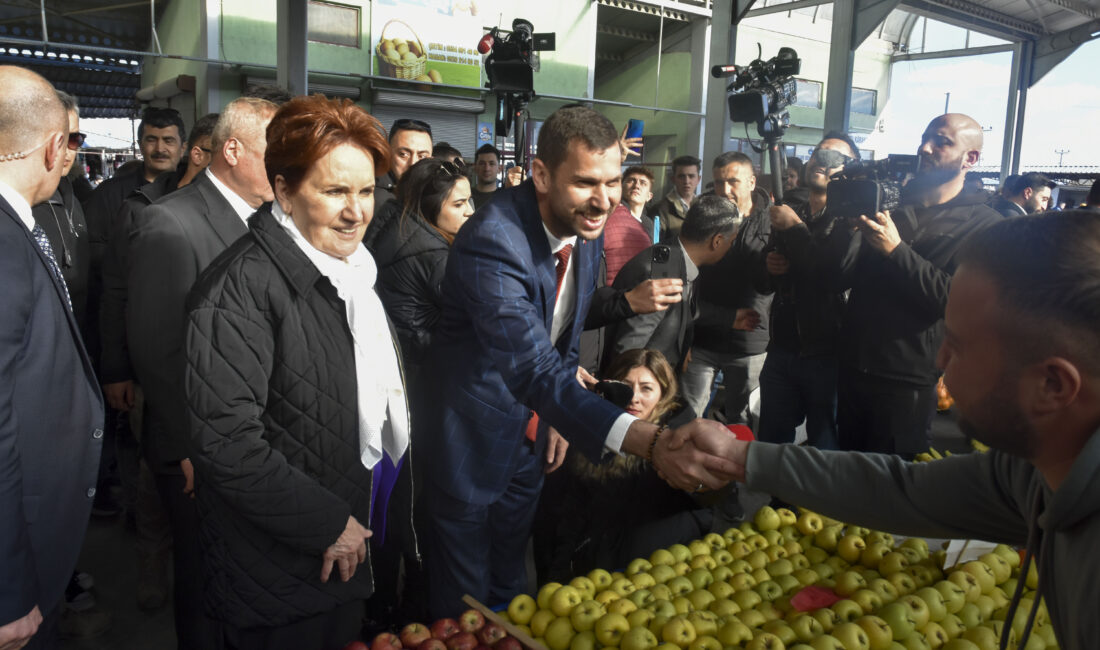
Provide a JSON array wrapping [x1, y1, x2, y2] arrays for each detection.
[[721, 46, 800, 138], [482, 18, 555, 95], [826, 155, 919, 218]]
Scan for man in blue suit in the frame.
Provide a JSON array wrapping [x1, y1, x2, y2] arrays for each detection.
[[424, 106, 737, 615], [0, 66, 103, 649]]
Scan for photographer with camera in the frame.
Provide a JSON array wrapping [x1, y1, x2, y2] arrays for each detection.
[[757, 132, 861, 449], [820, 113, 1001, 457]]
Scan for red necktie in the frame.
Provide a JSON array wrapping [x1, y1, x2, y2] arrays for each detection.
[[526, 244, 574, 441]]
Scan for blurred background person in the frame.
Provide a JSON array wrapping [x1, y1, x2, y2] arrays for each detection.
[[470, 144, 501, 209], [783, 156, 803, 192], [184, 95, 412, 649], [655, 155, 701, 239], [365, 118, 433, 250], [431, 142, 465, 167]]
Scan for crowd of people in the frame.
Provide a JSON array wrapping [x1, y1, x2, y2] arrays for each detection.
[[2, 62, 1099, 650]]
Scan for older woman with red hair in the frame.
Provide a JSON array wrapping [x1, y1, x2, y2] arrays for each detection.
[[183, 95, 413, 649]]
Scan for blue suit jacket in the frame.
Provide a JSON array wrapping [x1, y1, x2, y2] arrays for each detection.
[[0, 197, 103, 624], [426, 181, 624, 505]]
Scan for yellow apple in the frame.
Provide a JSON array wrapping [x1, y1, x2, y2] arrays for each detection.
[[508, 593, 537, 625]]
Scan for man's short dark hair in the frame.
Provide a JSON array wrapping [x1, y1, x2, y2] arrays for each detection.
[[680, 195, 741, 243], [1000, 174, 1021, 197], [242, 83, 294, 105], [671, 155, 701, 174], [535, 106, 618, 173], [432, 142, 463, 162], [388, 118, 432, 142], [712, 151, 753, 173], [138, 106, 186, 141], [959, 210, 1100, 374], [1006, 172, 1054, 196], [623, 166, 654, 183], [188, 112, 219, 148], [56, 90, 78, 115], [820, 131, 861, 161], [476, 143, 501, 162]]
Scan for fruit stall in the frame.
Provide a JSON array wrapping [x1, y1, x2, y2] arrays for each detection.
[[362, 504, 1052, 650]]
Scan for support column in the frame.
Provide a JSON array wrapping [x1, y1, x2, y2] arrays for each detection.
[[687, 12, 715, 166], [277, 0, 308, 97], [702, 0, 734, 168], [1009, 40, 1032, 175], [822, 0, 856, 134], [200, 0, 222, 113], [1000, 40, 1032, 179]]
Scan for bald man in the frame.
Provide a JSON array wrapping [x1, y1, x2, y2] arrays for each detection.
[[818, 113, 1001, 457], [0, 66, 103, 649]]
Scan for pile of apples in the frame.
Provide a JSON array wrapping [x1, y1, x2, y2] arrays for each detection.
[[362, 609, 525, 650], [498, 506, 1056, 650]]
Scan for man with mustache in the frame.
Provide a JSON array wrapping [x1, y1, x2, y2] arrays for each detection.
[[818, 113, 1001, 457], [423, 105, 738, 616]]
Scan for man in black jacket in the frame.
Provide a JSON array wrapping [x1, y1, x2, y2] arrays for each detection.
[[758, 133, 860, 449], [364, 118, 433, 250], [989, 172, 1054, 217], [820, 113, 1002, 457], [604, 195, 744, 373], [680, 152, 772, 425]]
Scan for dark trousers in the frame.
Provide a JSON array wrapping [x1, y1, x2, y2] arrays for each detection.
[[757, 347, 839, 449], [222, 599, 364, 650], [154, 472, 223, 650], [836, 368, 937, 459], [426, 445, 544, 618]]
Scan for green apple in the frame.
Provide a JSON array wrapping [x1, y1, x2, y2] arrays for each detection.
[[671, 596, 693, 615], [667, 576, 694, 597], [825, 555, 851, 574], [745, 631, 785, 650], [775, 574, 801, 594], [703, 532, 727, 550], [569, 600, 605, 632], [901, 634, 932, 650], [867, 578, 899, 603], [755, 601, 785, 622], [846, 526, 871, 537], [688, 539, 711, 558], [956, 562, 996, 594], [960, 600, 986, 629], [815, 526, 843, 552], [888, 572, 918, 596], [729, 541, 754, 560], [690, 555, 717, 571], [686, 568, 713, 590], [621, 627, 659, 650], [937, 641, 978, 650], [812, 562, 837, 580], [764, 538, 787, 557], [860, 543, 892, 570], [831, 599, 864, 623], [790, 614, 825, 642], [733, 588, 763, 611], [606, 597, 637, 616], [717, 619, 753, 645], [938, 614, 964, 640], [537, 582, 564, 610], [745, 549, 769, 570], [711, 565, 733, 583], [755, 580, 784, 602], [761, 620, 797, 646], [754, 506, 782, 532], [650, 564, 677, 585], [977, 553, 1011, 585], [723, 526, 746, 542], [899, 595, 932, 629], [746, 535, 770, 551], [545, 616, 576, 650], [550, 585, 583, 617], [708, 597, 740, 619], [793, 568, 821, 587], [628, 608, 656, 630], [797, 511, 824, 535], [661, 616, 697, 647], [960, 626, 997, 650], [649, 615, 671, 637], [932, 581, 966, 615], [738, 608, 769, 629], [856, 615, 894, 650], [767, 558, 795, 577], [651, 599, 677, 618], [687, 636, 721, 650], [810, 634, 847, 650], [531, 609, 556, 637], [685, 590, 715, 615], [833, 621, 872, 650], [753, 568, 773, 584], [867, 531, 895, 547], [851, 588, 884, 614], [610, 577, 638, 597], [913, 587, 947, 622], [879, 553, 911, 576], [946, 571, 981, 603], [712, 548, 734, 566], [628, 588, 654, 608], [730, 572, 757, 590], [835, 570, 869, 597], [789, 553, 811, 570], [687, 611, 719, 637], [594, 612, 631, 647], [878, 602, 917, 641], [633, 572, 657, 590], [508, 593, 537, 625], [920, 622, 948, 649], [569, 630, 597, 650], [651, 548, 676, 566], [899, 538, 930, 559], [588, 569, 613, 591], [570, 576, 596, 600], [812, 607, 842, 633]]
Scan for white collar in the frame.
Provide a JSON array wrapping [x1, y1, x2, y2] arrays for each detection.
[[542, 221, 577, 255], [0, 178, 34, 231], [205, 168, 257, 222], [678, 237, 700, 282], [271, 201, 374, 276]]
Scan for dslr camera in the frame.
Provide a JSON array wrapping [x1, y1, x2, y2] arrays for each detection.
[[825, 155, 919, 218]]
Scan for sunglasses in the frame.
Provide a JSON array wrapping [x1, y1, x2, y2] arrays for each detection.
[[809, 148, 854, 169], [67, 132, 86, 151], [435, 160, 467, 177]]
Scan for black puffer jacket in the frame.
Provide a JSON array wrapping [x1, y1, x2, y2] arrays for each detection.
[[184, 208, 405, 628], [372, 212, 449, 371]]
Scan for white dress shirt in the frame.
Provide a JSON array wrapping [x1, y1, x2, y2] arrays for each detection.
[[273, 202, 409, 469], [540, 223, 637, 454], [0, 179, 34, 231], [205, 168, 256, 223]]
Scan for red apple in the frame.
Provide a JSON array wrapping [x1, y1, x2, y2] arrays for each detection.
[[371, 633, 401, 650], [477, 623, 507, 646], [401, 624, 432, 648], [493, 638, 522, 650], [418, 640, 448, 650], [459, 609, 486, 633], [445, 632, 478, 650], [431, 619, 461, 640]]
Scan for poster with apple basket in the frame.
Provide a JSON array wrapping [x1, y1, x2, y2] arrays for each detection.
[[376, 19, 428, 80]]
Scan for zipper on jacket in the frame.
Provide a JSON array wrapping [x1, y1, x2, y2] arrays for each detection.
[[391, 338, 424, 569]]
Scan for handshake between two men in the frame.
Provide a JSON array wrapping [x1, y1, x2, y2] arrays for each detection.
[[620, 418, 749, 493]]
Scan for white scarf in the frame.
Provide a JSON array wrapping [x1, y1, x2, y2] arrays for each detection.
[[272, 203, 409, 469]]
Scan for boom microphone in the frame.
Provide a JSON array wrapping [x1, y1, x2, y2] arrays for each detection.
[[711, 64, 740, 78]]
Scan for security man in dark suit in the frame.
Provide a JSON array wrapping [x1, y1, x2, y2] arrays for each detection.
[[0, 65, 103, 650], [127, 96, 277, 650], [604, 195, 750, 373]]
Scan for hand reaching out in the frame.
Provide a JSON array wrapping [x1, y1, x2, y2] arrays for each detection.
[[651, 419, 743, 491], [666, 420, 749, 484], [619, 124, 643, 160], [545, 427, 569, 474], [321, 515, 372, 583], [624, 278, 683, 315], [0, 606, 41, 650]]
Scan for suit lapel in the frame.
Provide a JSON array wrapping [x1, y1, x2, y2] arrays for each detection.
[[517, 184, 557, 328], [195, 174, 249, 247]]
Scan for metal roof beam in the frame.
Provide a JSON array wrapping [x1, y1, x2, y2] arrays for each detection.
[[900, 0, 1041, 40], [595, 0, 693, 22], [1031, 18, 1100, 85], [595, 24, 659, 42], [890, 42, 1014, 61], [743, 0, 831, 19]]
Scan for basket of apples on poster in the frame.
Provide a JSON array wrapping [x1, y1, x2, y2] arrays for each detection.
[[359, 501, 1053, 650]]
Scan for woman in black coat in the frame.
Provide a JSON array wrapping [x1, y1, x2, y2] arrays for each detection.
[[184, 96, 414, 650], [372, 157, 474, 377]]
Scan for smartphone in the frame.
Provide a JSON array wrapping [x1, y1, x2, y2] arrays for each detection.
[[626, 118, 644, 140], [650, 244, 674, 280]]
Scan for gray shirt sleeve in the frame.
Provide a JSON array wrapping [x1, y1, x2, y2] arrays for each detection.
[[744, 442, 1032, 547]]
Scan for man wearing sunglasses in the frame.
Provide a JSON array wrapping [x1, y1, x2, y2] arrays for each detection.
[[817, 113, 1002, 458], [756, 133, 860, 450]]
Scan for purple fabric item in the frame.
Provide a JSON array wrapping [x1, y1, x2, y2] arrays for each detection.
[[370, 452, 404, 545]]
